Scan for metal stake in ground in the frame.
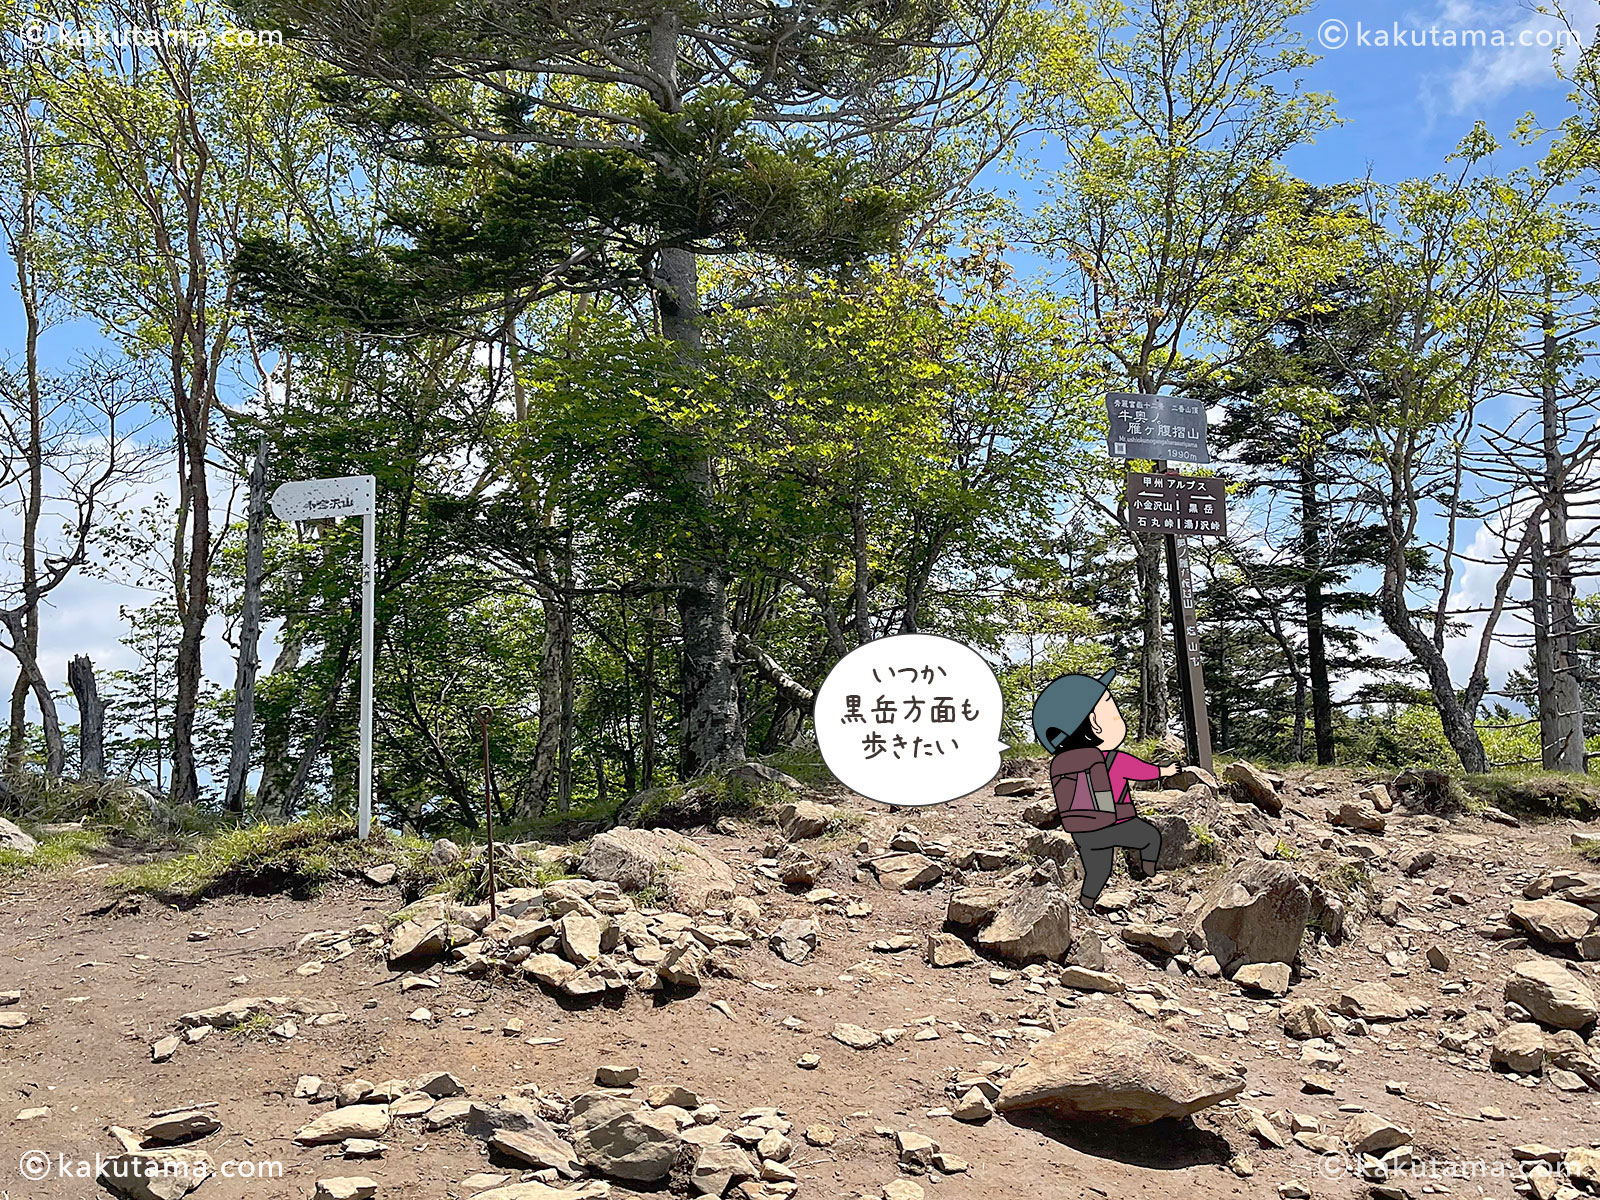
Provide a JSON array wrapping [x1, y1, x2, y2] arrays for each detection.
[[477, 705, 499, 922]]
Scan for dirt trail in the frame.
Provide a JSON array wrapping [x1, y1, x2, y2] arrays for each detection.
[[3, 766, 1599, 1200]]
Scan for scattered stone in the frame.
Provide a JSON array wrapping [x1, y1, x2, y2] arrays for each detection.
[[295, 1104, 391, 1145], [313, 1178, 378, 1200], [568, 1097, 680, 1182], [925, 932, 977, 968], [831, 1023, 883, 1051], [1234, 962, 1291, 996]]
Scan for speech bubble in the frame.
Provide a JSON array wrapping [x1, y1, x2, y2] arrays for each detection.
[[813, 633, 1006, 807]]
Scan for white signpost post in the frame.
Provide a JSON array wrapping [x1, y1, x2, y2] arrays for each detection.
[[269, 475, 377, 840]]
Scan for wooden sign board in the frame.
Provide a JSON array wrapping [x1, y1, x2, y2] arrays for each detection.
[[1127, 472, 1227, 537]]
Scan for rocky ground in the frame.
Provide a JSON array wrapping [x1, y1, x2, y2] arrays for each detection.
[[3, 761, 1600, 1200]]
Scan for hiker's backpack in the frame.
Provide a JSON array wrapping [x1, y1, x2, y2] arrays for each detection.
[[1053, 750, 1124, 833]]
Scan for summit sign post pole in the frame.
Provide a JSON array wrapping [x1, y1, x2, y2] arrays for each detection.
[[1104, 394, 1219, 772], [269, 475, 378, 838]]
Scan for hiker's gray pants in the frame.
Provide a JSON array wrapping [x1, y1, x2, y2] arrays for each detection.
[[1071, 818, 1162, 900]]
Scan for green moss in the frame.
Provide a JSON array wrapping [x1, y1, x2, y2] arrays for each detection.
[[1190, 822, 1222, 863], [0, 829, 107, 880], [1466, 772, 1600, 821], [1573, 838, 1600, 866]]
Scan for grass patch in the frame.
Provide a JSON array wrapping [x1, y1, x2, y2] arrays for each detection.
[[0, 829, 107, 880], [399, 841, 575, 905], [1190, 822, 1223, 864], [1466, 771, 1600, 821], [1572, 838, 1600, 865], [112, 814, 395, 902], [227, 1011, 278, 1040], [1319, 858, 1376, 904], [1269, 838, 1300, 861], [634, 773, 792, 830]]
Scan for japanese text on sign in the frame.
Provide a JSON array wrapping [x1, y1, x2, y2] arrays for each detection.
[[1126, 471, 1228, 537], [814, 634, 1006, 807], [1105, 392, 1211, 465]]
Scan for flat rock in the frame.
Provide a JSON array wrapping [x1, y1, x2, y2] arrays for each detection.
[[141, 1111, 221, 1146], [1505, 960, 1599, 1031], [925, 932, 977, 968], [295, 1104, 390, 1145], [1509, 899, 1600, 946], [995, 1017, 1245, 1125], [872, 853, 942, 891], [313, 1178, 378, 1200], [1336, 982, 1413, 1022], [1234, 962, 1291, 996]]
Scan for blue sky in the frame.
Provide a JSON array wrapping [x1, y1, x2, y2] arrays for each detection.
[[2, 0, 1595, 770]]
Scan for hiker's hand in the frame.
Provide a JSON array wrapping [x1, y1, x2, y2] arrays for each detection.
[[1160, 762, 1182, 779]]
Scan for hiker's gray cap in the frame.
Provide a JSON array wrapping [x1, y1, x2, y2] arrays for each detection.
[[1031, 668, 1117, 751]]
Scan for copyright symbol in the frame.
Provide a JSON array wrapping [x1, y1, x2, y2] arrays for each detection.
[[1317, 1151, 1348, 1178], [1318, 18, 1348, 48], [20, 21, 48, 45], [18, 1151, 49, 1181]]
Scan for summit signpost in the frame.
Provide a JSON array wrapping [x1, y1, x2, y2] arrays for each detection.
[[270, 475, 377, 839], [1105, 394, 1220, 772]]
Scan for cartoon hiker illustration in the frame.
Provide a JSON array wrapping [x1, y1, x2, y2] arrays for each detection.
[[1031, 669, 1182, 905]]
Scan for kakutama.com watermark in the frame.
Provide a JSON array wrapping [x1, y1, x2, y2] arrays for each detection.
[[15, 1150, 284, 1185], [15, 20, 284, 49], [1317, 18, 1583, 50]]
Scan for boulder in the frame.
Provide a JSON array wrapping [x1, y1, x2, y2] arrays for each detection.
[[1168, 767, 1218, 793], [946, 886, 1004, 929], [691, 1142, 756, 1195], [995, 1018, 1245, 1125], [1020, 798, 1059, 828], [1343, 1112, 1410, 1156], [1489, 1022, 1546, 1074], [1279, 1001, 1333, 1040], [568, 1098, 680, 1181], [0, 817, 36, 854], [579, 828, 734, 914], [1509, 899, 1600, 946], [976, 883, 1073, 963], [1223, 761, 1280, 814], [1123, 813, 1194, 873], [1200, 860, 1311, 975], [388, 918, 457, 967], [777, 800, 834, 839], [1505, 960, 1599, 1031]]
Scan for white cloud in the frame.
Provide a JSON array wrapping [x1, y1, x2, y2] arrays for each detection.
[[1426, 0, 1600, 111]]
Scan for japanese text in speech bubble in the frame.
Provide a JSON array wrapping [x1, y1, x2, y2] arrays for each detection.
[[813, 633, 1006, 807]]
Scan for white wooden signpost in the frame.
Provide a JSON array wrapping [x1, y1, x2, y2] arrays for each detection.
[[269, 475, 377, 840]]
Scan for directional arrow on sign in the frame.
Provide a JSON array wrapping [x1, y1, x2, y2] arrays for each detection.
[[268, 475, 375, 522]]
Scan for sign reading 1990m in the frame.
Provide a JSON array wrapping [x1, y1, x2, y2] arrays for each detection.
[[1105, 392, 1210, 464], [1126, 472, 1227, 537]]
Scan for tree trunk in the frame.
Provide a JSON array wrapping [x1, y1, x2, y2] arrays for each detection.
[[1134, 532, 1167, 738], [1538, 302, 1586, 771], [169, 392, 212, 808], [1377, 549, 1489, 773], [224, 436, 270, 813], [253, 620, 303, 816], [851, 495, 871, 645], [519, 584, 566, 820], [67, 655, 105, 781], [0, 610, 63, 775], [1299, 454, 1336, 764], [650, 12, 745, 779]]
